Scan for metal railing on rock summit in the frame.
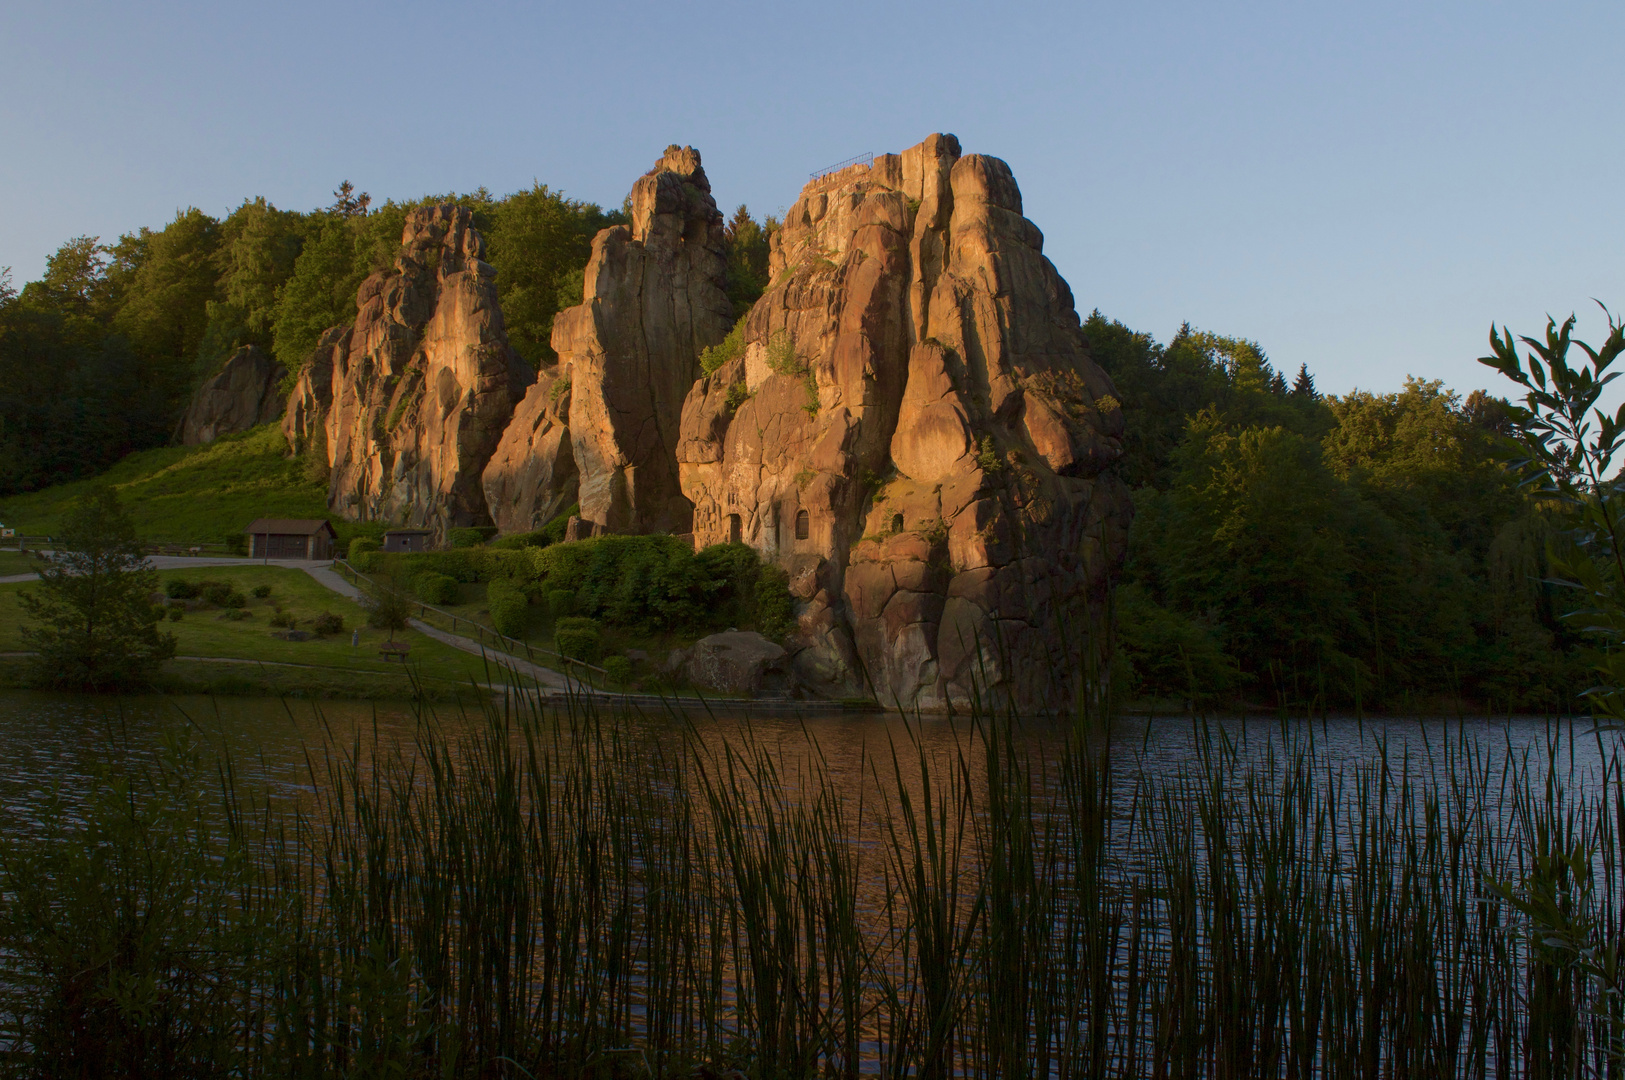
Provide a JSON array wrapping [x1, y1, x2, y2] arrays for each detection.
[[809, 153, 873, 180]]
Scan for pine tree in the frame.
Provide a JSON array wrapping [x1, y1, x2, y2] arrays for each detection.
[[1291, 363, 1319, 400], [329, 181, 371, 218], [19, 487, 175, 689]]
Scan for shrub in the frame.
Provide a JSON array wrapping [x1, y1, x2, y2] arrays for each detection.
[[348, 537, 381, 562], [164, 579, 199, 600], [448, 527, 495, 549], [199, 581, 233, 607], [412, 571, 459, 606], [487, 580, 529, 638], [351, 550, 382, 573], [491, 504, 578, 551], [547, 589, 575, 617], [166, 607, 183, 622], [223, 591, 247, 610], [268, 611, 295, 629], [754, 565, 796, 641], [602, 655, 633, 685], [311, 612, 344, 636], [250, 585, 272, 599], [554, 616, 601, 664], [698, 315, 748, 375]]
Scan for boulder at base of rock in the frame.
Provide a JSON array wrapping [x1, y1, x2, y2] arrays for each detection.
[[684, 632, 792, 697], [181, 345, 285, 445]]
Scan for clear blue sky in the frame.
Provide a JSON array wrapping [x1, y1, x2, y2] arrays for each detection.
[[2, 0, 1620, 397]]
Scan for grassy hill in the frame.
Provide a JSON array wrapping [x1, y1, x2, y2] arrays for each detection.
[[0, 425, 351, 545]]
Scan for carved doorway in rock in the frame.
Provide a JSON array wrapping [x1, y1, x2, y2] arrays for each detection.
[[728, 514, 742, 544]]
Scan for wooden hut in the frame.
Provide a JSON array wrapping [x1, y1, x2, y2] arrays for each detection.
[[244, 518, 337, 560], [382, 529, 433, 553]]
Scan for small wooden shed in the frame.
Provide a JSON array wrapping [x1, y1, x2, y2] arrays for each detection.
[[244, 518, 337, 560], [382, 529, 433, 553]]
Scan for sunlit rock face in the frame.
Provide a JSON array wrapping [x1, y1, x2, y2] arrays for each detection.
[[284, 205, 532, 543], [551, 145, 735, 535], [676, 134, 1132, 711], [480, 365, 577, 534]]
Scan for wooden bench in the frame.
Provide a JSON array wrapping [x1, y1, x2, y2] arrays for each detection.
[[379, 642, 411, 662]]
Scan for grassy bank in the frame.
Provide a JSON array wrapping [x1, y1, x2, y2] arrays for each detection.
[[0, 425, 337, 544], [0, 565, 542, 700], [2, 690, 1622, 1076]]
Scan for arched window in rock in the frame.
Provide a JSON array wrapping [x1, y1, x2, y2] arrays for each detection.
[[795, 509, 809, 540]]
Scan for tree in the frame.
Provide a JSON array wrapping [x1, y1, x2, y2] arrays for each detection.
[[329, 180, 371, 218], [1290, 363, 1318, 400], [1480, 309, 1625, 718], [366, 576, 413, 642], [723, 205, 774, 316], [18, 488, 175, 689], [484, 184, 615, 364]]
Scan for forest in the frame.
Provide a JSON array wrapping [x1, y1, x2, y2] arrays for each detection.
[[0, 183, 1576, 712]]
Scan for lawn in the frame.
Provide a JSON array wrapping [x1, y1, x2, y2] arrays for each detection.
[[0, 425, 345, 545], [0, 565, 549, 699], [0, 551, 39, 576]]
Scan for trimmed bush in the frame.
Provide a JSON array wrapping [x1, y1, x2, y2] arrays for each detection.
[[268, 611, 295, 629], [554, 616, 601, 664], [487, 581, 529, 638], [199, 581, 234, 607], [602, 655, 633, 685], [547, 589, 575, 617], [311, 612, 344, 636], [222, 591, 247, 610], [448, 527, 495, 549], [412, 572, 459, 606], [251, 585, 272, 599], [166, 606, 183, 622], [348, 537, 380, 561], [164, 579, 199, 600]]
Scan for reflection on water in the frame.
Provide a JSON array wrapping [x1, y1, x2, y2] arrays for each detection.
[[0, 690, 1607, 822]]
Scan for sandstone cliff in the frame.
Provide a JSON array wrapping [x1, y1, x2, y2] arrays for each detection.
[[480, 365, 577, 534], [282, 205, 531, 540], [181, 344, 284, 445], [676, 135, 1132, 711], [550, 146, 734, 534]]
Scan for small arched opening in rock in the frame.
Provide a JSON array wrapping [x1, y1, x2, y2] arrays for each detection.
[[728, 514, 742, 544], [891, 513, 904, 534], [795, 509, 809, 540]]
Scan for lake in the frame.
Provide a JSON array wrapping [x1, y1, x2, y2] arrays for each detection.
[[1, 689, 1618, 1076]]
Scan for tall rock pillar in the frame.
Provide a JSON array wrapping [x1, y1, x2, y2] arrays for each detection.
[[553, 146, 735, 534]]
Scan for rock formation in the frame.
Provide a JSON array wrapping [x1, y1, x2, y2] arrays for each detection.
[[180, 345, 285, 444], [550, 146, 735, 534], [273, 138, 1131, 711], [676, 135, 1132, 711], [480, 365, 577, 533], [282, 205, 532, 541]]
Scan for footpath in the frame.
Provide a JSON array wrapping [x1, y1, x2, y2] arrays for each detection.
[[4, 554, 850, 714]]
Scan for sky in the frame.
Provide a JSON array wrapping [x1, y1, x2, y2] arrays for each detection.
[[2, 0, 1621, 397]]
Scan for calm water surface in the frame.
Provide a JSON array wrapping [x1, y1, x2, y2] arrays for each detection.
[[0, 690, 1610, 827]]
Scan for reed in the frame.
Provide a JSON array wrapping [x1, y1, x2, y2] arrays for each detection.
[[6, 683, 1625, 1078]]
